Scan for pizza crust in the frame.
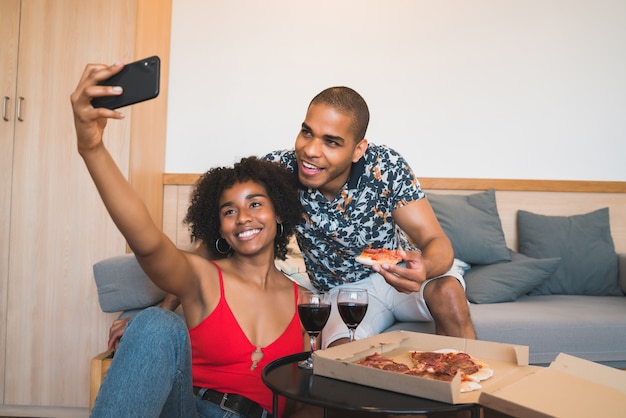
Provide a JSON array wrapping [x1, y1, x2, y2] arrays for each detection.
[[355, 255, 401, 266], [355, 248, 403, 266]]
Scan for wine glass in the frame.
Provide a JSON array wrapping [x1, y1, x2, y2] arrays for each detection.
[[297, 291, 331, 370], [337, 288, 369, 342]]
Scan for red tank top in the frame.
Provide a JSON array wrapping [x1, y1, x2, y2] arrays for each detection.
[[189, 261, 302, 415]]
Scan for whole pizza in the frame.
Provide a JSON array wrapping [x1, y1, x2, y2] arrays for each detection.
[[355, 349, 493, 392]]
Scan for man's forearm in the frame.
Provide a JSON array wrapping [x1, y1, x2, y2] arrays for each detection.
[[421, 236, 455, 278]]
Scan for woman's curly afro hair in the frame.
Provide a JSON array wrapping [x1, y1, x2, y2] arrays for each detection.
[[183, 156, 302, 260]]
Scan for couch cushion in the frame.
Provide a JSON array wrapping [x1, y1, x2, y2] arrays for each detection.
[[427, 189, 510, 265], [93, 254, 166, 313], [464, 250, 561, 304], [386, 295, 626, 365], [518, 208, 622, 296]]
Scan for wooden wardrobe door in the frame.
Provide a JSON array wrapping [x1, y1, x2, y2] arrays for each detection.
[[4, 0, 136, 407], [0, 0, 21, 405]]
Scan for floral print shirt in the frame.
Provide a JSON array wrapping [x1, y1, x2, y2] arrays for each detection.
[[263, 144, 425, 291]]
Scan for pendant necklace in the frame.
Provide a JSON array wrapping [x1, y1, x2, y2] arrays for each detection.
[[250, 346, 264, 371]]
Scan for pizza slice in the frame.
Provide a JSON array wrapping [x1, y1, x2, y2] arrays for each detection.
[[409, 349, 494, 383], [354, 353, 411, 373], [355, 248, 403, 266]]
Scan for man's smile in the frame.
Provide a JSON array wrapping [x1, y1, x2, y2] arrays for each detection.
[[300, 160, 323, 175]]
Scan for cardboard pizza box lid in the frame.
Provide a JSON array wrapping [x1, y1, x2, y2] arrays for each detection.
[[313, 330, 532, 404], [479, 352, 626, 418]]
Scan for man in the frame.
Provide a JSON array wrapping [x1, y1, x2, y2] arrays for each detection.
[[263, 86, 476, 346], [108, 86, 476, 350]]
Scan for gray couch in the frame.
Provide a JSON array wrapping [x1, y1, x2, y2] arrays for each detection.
[[93, 189, 626, 368], [94, 253, 626, 368], [386, 280, 626, 367]]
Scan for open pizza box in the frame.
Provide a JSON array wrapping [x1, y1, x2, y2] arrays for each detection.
[[313, 330, 626, 415], [312, 330, 534, 405], [479, 352, 626, 417]]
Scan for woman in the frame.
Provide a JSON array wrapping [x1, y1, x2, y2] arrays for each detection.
[[72, 62, 305, 418]]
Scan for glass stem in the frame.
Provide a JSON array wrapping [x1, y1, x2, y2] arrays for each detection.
[[310, 332, 317, 353]]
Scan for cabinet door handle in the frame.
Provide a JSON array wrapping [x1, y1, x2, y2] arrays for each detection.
[[17, 96, 24, 121], [2, 96, 9, 121]]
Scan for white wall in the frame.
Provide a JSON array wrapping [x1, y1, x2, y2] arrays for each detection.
[[166, 0, 626, 181]]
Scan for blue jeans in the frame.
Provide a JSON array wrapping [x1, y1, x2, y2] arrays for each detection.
[[91, 307, 242, 418]]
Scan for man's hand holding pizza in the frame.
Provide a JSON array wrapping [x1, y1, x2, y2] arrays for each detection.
[[367, 198, 456, 295], [370, 248, 429, 294]]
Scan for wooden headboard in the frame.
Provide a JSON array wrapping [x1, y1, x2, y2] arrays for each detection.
[[162, 175, 626, 254]]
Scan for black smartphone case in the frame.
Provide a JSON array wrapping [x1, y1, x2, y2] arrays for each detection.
[[91, 56, 160, 110]]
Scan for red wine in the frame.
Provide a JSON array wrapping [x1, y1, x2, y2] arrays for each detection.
[[338, 302, 368, 327], [298, 304, 331, 332]]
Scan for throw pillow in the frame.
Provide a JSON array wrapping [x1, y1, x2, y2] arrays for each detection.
[[94, 254, 166, 312], [464, 250, 561, 304], [518, 208, 622, 296], [427, 189, 511, 265]]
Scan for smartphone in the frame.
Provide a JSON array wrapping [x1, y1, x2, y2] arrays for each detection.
[[91, 56, 160, 110]]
